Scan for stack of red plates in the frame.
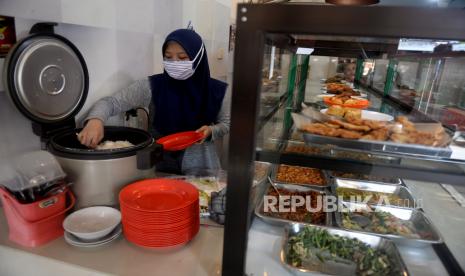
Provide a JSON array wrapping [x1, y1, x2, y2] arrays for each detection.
[[119, 179, 200, 248]]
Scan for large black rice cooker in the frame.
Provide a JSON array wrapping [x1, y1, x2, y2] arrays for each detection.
[[3, 23, 162, 209]]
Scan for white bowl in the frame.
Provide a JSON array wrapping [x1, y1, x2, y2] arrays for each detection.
[[63, 206, 121, 241]]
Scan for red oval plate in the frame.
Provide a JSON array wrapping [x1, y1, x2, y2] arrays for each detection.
[[119, 179, 199, 212], [156, 131, 205, 151]]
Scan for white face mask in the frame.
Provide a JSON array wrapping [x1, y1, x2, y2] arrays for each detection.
[[163, 44, 204, 80]]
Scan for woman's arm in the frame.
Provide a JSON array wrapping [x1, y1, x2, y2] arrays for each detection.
[[84, 79, 152, 123], [210, 85, 231, 141], [79, 79, 151, 147]]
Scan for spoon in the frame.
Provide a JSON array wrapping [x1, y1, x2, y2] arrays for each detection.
[[268, 176, 282, 197], [349, 213, 371, 228], [43, 182, 73, 197]]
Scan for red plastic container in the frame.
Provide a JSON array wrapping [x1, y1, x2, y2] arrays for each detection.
[[0, 188, 75, 247], [1, 188, 68, 221]]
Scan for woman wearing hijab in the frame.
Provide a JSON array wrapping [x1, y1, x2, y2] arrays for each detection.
[[77, 29, 230, 175]]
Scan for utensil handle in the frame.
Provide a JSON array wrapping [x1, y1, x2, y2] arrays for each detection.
[[1, 189, 75, 225], [136, 142, 163, 170]]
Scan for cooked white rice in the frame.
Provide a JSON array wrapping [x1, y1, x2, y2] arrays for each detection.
[[96, 140, 134, 150]]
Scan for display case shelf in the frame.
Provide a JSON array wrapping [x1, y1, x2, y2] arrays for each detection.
[[223, 4, 465, 276]]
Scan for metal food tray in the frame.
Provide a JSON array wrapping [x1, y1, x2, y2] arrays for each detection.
[[328, 170, 403, 185], [281, 223, 410, 276], [255, 183, 332, 227], [260, 137, 285, 151], [251, 161, 272, 209], [334, 202, 442, 246], [282, 140, 332, 156], [271, 164, 332, 189], [303, 132, 452, 158], [333, 179, 418, 209], [253, 161, 272, 186], [330, 148, 401, 165], [289, 128, 305, 142]]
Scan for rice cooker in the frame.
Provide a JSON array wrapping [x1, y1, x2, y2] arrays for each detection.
[[3, 22, 163, 209]]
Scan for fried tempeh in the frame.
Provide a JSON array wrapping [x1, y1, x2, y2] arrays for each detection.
[[300, 114, 447, 147], [329, 119, 371, 132], [361, 128, 389, 141], [345, 117, 387, 130], [302, 123, 340, 137], [338, 128, 363, 139]]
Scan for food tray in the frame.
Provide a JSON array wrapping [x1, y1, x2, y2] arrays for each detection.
[[271, 164, 331, 189], [303, 132, 453, 158], [255, 183, 332, 227], [253, 161, 272, 186], [251, 162, 272, 209], [330, 148, 400, 165], [281, 223, 409, 276], [333, 179, 417, 209], [260, 137, 284, 151], [334, 202, 442, 246], [289, 127, 305, 142], [329, 170, 403, 185], [282, 140, 332, 156]]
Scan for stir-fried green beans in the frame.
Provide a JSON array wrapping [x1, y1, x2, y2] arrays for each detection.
[[287, 227, 398, 275]]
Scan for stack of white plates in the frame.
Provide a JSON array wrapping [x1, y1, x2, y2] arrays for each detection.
[[63, 206, 122, 248], [64, 224, 122, 248]]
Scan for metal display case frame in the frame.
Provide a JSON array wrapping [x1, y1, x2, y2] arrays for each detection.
[[223, 4, 465, 276]]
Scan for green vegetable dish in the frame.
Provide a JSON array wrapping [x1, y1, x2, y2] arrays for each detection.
[[286, 227, 400, 276]]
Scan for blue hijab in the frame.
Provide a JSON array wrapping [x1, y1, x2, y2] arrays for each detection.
[[148, 29, 227, 137]]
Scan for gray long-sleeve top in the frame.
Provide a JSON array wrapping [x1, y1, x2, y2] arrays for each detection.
[[84, 78, 231, 174], [85, 78, 231, 141]]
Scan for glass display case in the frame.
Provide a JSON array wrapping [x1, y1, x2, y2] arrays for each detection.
[[368, 54, 465, 130], [223, 4, 465, 276]]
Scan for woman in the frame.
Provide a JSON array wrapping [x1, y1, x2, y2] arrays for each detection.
[[78, 29, 230, 175], [343, 62, 356, 82]]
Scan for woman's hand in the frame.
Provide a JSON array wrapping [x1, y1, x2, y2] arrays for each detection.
[[77, 119, 104, 148], [196, 125, 212, 143]]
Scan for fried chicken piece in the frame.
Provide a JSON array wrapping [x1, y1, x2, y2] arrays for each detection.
[[364, 120, 387, 130], [301, 123, 340, 137], [391, 130, 439, 146], [390, 133, 414, 144], [337, 129, 363, 139], [344, 117, 387, 130], [301, 123, 362, 139], [361, 128, 389, 141], [396, 116, 416, 132], [410, 131, 436, 146], [344, 117, 364, 125], [390, 116, 443, 146], [324, 123, 341, 129], [329, 119, 371, 132]]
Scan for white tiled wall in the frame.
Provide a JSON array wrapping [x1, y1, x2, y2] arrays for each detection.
[[0, 0, 62, 22], [0, 90, 43, 163], [0, 0, 232, 163], [182, 0, 231, 81], [308, 56, 338, 82]]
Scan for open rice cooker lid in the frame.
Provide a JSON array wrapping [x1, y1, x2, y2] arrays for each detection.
[[3, 23, 88, 125]]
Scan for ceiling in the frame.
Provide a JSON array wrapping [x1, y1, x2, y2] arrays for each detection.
[[281, 0, 465, 7]]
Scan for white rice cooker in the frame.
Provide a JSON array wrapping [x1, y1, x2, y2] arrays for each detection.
[[3, 22, 163, 209]]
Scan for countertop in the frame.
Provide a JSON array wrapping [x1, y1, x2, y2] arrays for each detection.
[[1, 179, 464, 275], [0, 210, 224, 276]]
